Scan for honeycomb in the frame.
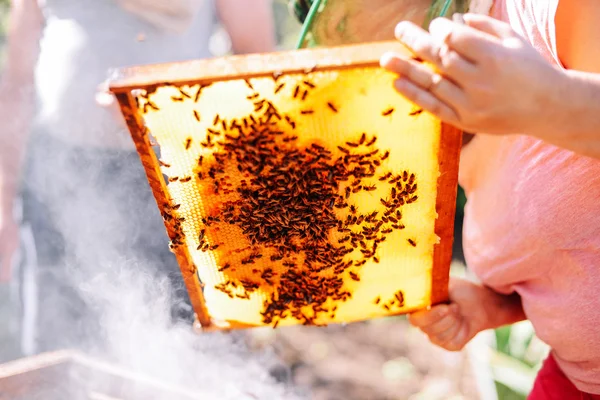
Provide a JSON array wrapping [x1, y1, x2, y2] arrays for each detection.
[[109, 41, 461, 330]]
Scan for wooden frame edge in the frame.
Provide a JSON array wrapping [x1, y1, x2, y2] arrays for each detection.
[[109, 42, 461, 327], [431, 123, 462, 305], [108, 41, 410, 93], [113, 92, 212, 327]]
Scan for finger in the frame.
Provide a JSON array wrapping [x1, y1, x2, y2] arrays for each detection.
[[445, 323, 471, 351], [96, 91, 116, 108], [462, 13, 518, 40], [421, 312, 459, 336], [428, 318, 463, 344], [381, 53, 467, 105], [393, 78, 461, 125], [394, 21, 443, 66], [437, 44, 478, 84], [429, 17, 501, 63], [409, 304, 452, 328]]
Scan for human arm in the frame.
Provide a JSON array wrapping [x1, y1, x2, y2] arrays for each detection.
[[409, 277, 526, 351], [0, 0, 43, 281], [216, 0, 276, 54], [380, 1, 600, 159]]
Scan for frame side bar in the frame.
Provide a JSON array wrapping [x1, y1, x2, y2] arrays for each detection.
[[431, 123, 462, 305], [108, 41, 411, 93], [114, 92, 212, 327]]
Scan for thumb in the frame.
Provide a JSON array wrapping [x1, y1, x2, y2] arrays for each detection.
[[462, 13, 517, 39], [95, 81, 116, 108]]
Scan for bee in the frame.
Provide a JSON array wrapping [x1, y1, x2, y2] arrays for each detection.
[[379, 172, 392, 181], [218, 263, 231, 272], [366, 136, 377, 146], [408, 239, 417, 247], [382, 108, 395, 116], [359, 133, 366, 145], [327, 102, 338, 113], [194, 85, 202, 102], [178, 87, 191, 99]]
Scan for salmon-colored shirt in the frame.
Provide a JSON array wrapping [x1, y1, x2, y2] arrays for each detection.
[[459, 0, 600, 394]]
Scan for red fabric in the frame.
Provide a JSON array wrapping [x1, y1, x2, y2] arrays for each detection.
[[529, 354, 600, 400]]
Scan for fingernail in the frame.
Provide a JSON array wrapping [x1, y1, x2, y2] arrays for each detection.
[[429, 17, 453, 42], [380, 52, 395, 68]]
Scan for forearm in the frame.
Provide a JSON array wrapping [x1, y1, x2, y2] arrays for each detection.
[[0, 81, 35, 207], [481, 285, 526, 330], [0, 0, 43, 209], [217, 0, 276, 54], [540, 70, 600, 159]]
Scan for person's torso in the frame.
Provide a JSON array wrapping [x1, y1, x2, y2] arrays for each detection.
[[34, 0, 216, 149], [459, 0, 600, 393]]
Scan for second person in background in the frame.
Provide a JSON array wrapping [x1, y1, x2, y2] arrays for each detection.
[[0, 0, 275, 356]]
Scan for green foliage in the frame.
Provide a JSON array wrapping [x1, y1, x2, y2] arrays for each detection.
[[491, 322, 549, 399], [495, 382, 527, 400]]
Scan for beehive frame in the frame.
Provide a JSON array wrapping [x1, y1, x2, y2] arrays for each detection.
[[109, 41, 461, 330]]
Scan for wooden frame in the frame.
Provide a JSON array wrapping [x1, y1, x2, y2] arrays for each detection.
[[110, 41, 461, 330]]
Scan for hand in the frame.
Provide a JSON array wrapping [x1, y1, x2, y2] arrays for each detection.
[[95, 81, 129, 131], [380, 13, 565, 139], [409, 277, 525, 351], [0, 204, 19, 284]]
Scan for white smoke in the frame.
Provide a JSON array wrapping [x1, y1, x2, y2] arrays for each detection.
[[17, 127, 304, 399]]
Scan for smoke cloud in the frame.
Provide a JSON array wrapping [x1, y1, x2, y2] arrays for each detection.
[[17, 123, 303, 399]]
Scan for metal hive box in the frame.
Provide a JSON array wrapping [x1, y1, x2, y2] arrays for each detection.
[[109, 41, 461, 330]]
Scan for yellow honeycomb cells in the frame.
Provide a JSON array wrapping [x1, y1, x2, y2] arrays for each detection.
[[136, 66, 441, 327]]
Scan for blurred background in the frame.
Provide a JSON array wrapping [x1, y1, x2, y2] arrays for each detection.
[[0, 1, 548, 399]]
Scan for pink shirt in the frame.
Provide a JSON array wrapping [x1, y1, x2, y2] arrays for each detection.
[[460, 0, 600, 394]]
